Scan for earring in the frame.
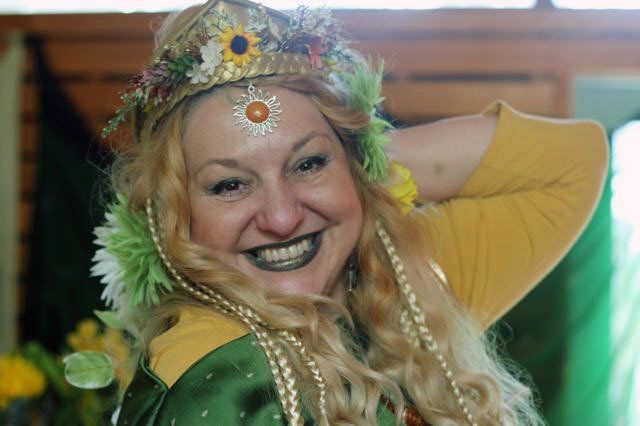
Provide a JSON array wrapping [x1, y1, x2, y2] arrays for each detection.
[[346, 254, 358, 293]]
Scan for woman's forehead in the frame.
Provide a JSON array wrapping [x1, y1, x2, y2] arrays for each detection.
[[181, 86, 337, 168]]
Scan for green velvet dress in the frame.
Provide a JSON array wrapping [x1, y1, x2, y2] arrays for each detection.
[[117, 333, 399, 425]]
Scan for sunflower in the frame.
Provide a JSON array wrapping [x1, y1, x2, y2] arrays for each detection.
[[219, 24, 262, 67]]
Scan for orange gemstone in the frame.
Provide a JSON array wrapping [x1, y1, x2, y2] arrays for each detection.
[[245, 101, 270, 124]]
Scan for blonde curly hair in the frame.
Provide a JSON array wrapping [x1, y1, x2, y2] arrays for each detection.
[[110, 70, 544, 425], [107, 4, 545, 425]]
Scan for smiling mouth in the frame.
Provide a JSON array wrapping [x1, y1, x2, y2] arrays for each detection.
[[243, 232, 323, 272]]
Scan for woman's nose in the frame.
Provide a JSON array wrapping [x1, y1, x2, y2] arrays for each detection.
[[255, 184, 304, 237]]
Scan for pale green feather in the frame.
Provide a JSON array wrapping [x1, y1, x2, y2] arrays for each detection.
[[340, 59, 392, 182], [107, 194, 173, 307]]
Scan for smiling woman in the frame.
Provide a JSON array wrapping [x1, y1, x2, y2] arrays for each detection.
[[85, 0, 608, 425], [184, 84, 363, 296]]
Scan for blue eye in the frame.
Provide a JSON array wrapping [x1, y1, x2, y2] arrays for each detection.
[[296, 155, 328, 175], [209, 179, 248, 198]]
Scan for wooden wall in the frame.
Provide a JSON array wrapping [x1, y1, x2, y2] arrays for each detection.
[[2, 8, 640, 328]]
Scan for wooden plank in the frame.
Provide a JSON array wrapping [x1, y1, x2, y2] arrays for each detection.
[[18, 241, 30, 276], [0, 13, 162, 38], [381, 79, 558, 121], [20, 161, 37, 195], [2, 10, 640, 39], [338, 9, 640, 38], [361, 39, 640, 76], [44, 40, 152, 74], [23, 79, 128, 118], [19, 172, 36, 206], [18, 37, 640, 80], [6, 13, 639, 79], [19, 198, 34, 238], [21, 123, 38, 161]]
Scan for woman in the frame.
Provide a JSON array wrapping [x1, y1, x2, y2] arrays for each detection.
[[91, 0, 608, 424]]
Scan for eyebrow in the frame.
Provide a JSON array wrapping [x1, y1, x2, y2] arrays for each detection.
[[193, 158, 238, 178], [291, 130, 326, 153], [193, 130, 329, 178]]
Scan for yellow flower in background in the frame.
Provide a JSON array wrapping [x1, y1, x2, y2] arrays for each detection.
[[0, 355, 46, 409], [103, 328, 133, 389], [387, 162, 419, 214], [68, 318, 132, 389], [219, 24, 262, 67], [67, 319, 103, 352]]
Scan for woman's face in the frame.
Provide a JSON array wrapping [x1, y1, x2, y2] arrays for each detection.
[[182, 85, 363, 297]]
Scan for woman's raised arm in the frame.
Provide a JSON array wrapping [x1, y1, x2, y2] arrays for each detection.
[[386, 114, 498, 202], [389, 102, 609, 328]]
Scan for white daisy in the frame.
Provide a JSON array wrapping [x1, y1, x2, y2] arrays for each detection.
[[200, 40, 224, 75], [91, 212, 126, 313], [186, 62, 208, 84]]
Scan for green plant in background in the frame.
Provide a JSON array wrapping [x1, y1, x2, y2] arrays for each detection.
[[0, 316, 131, 425]]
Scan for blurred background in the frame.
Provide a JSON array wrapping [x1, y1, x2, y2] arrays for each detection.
[[1, 0, 639, 424]]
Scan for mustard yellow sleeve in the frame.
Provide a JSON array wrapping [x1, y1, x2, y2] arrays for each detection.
[[420, 101, 609, 328]]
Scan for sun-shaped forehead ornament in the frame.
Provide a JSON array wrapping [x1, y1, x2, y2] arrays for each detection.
[[233, 83, 282, 136]]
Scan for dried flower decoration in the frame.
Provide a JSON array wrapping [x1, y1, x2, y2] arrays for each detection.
[[102, 1, 353, 140]]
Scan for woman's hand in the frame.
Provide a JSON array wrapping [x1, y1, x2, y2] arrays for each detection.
[[386, 114, 498, 202]]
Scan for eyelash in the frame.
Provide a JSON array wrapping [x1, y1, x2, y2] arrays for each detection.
[[294, 155, 328, 176], [209, 179, 248, 198], [207, 155, 329, 198]]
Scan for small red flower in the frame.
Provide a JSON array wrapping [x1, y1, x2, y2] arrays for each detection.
[[306, 36, 328, 69]]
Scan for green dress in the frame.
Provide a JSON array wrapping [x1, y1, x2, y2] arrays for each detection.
[[117, 333, 399, 425]]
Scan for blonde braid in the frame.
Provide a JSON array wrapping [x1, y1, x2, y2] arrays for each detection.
[[193, 283, 305, 425], [399, 309, 420, 348], [278, 330, 329, 425], [145, 199, 304, 425], [375, 220, 478, 426], [202, 289, 304, 425]]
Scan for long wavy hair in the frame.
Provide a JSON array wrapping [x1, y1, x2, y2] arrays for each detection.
[[108, 6, 545, 425]]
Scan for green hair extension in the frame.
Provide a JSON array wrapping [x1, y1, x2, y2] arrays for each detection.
[[341, 59, 393, 182]]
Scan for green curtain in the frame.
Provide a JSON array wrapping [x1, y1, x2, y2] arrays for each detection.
[[572, 77, 640, 426], [20, 38, 107, 351], [503, 95, 640, 424], [501, 164, 613, 425]]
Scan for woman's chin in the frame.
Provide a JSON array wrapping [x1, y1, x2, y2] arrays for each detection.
[[261, 275, 331, 296]]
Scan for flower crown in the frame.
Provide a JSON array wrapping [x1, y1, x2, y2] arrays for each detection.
[[104, 1, 352, 137], [102, 0, 394, 183]]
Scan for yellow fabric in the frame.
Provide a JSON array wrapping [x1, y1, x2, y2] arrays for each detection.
[[148, 306, 248, 387], [149, 100, 608, 386], [419, 100, 608, 328]]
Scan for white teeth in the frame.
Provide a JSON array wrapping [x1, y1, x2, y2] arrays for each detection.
[[278, 247, 289, 261], [255, 236, 314, 264]]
